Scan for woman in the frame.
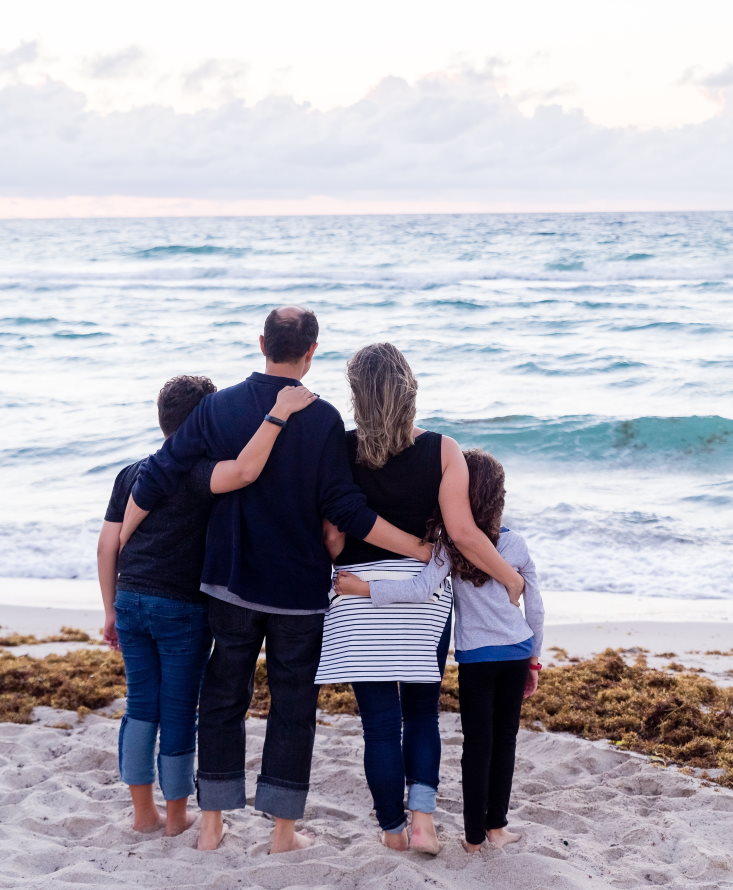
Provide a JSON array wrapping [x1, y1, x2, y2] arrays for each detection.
[[315, 343, 524, 854]]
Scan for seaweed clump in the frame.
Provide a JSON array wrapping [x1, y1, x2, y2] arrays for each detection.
[[0, 649, 125, 723], [519, 649, 733, 788], [2, 646, 732, 789], [0, 626, 97, 646]]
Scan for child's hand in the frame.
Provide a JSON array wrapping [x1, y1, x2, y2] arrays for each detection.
[[272, 385, 318, 420], [335, 571, 370, 597], [523, 668, 539, 699], [103, 613, 120, 651]]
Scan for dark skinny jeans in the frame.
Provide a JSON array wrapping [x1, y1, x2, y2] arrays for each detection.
[[351, 614, 451, 831], [458, 658, 529, 845]]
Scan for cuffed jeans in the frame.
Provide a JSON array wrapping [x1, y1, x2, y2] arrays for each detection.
[[114, 590, 212, 801], [196, 598, 324, 820], [351, 612, 451, 832], [458, 658, 529, 845]]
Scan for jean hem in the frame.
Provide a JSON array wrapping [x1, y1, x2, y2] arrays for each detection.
[[255, 781, 308, 820], [196, 775, 247, 811]]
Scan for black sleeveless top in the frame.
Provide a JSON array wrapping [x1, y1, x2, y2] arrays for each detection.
[[337, 429, 443, 565]]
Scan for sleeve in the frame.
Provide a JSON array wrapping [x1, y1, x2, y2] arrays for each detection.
[[103, 467, 132, 523], [317, 416, 377, 539], [131, 399, 211, 511], [516, 536, 544, 657], [187, 458, 217, 499], [368, 547, 452, 607]]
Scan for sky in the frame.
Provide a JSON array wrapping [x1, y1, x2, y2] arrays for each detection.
[[1, 0, 732, 216]]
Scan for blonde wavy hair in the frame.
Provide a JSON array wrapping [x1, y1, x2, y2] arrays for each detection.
[[347, 343, 418, 469]]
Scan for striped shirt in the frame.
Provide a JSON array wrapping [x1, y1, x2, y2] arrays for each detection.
[[314, 558, 453, 684]]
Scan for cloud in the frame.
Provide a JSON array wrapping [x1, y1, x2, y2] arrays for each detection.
[[86, 46, 146, 79], [0, 66, 730, 208], [0, 41, 38, 72], [701, 64, 733, 88]]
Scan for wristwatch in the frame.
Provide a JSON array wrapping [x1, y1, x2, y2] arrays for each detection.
[[264, 413, 287, 428]]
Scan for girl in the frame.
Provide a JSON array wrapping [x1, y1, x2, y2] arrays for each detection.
[[336, 449, 543, 853]]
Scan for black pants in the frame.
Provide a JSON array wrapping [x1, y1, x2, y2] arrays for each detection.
[[196, 597, 324, 820], [458, 658, 529, 845]]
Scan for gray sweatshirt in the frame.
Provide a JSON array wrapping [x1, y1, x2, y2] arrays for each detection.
[[368, 529, 544, 659]]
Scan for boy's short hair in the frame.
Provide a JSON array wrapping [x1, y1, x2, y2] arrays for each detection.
[[157, 375, 217, 437], [263, 308, 319, 363]]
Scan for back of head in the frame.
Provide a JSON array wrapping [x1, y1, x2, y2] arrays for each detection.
[[263, 307, 319, 363], [157, 375, 217, 437], [430, 449, 506, 587], [347, 342, 417, 469]]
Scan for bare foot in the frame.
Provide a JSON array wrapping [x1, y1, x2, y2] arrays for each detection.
[[165, 810, 197, 837], [132, 809, 164, 833], [269, 829, 315, 854], [197, 812, 227, 851], [462, 840, 483, 854], [379, 829, 409, 852], [487, 828, 521, 848], [409, 826, 441, 855]]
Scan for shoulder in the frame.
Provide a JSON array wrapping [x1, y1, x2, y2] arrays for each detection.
[[112, 458, 147, 491], [497, 528, 529, 558]]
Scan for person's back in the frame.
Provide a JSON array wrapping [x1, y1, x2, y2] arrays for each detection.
[[337, 429, 442, 565], [186, 377, 373, 611], [108, 456, 213, 604]]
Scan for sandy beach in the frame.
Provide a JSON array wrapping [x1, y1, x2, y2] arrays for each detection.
[[1, 706, 732, 890], [1, 589, 732, 889]]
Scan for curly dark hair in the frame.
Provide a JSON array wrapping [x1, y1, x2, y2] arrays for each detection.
[[157, 375, 217, 437], [426, 449, 506, 587]]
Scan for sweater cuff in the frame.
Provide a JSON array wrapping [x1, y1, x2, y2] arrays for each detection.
[[346, 507, 378, 541]]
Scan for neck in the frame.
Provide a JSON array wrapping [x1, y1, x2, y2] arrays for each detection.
[[264, 360, 304, 380]]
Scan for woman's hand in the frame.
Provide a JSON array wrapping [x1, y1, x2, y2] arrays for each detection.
[[523, 667, 539, 699], [271, 385, 318, 420], [507, 572, 525, 606], [334, 571, 370, 597], [103, 613, 120, 651]]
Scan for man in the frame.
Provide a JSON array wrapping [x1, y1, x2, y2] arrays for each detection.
[[124, 306, 429, 853]]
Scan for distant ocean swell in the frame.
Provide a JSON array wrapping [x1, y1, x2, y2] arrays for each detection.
[[427, 415, 733, 470]]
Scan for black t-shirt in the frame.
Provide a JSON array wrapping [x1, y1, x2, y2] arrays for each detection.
[[337, 430, 443, 565], [104, 456, 216, 603]]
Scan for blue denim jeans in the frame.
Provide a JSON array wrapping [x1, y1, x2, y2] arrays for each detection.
[[115, 590, 212, 801], [196, 597, 324, 820], [351, 611, 452, 832]]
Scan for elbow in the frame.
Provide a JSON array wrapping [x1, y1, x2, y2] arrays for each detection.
[[446, 522, 478, 552]]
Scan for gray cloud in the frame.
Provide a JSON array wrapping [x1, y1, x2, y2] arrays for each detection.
[[0, 67, 730, 206], [701, 64, 733, 88], [0, 41, 38, 72], [86, 46, 146, 79]]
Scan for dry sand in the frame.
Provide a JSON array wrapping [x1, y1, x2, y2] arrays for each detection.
[[1, 707, 732, 890], [1, 596, 732, 888]]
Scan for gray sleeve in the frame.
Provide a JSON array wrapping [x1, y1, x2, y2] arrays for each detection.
[[368, 548, 451, 607], [515, 537, 544, 657]]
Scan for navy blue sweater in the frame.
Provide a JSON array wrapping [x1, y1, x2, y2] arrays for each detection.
[[131, 372, 377, 611]]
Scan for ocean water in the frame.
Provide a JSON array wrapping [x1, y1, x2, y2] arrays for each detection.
[[0, 212, 731, 608]]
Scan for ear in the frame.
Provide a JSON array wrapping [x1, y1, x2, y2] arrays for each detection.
[[306, 342, 318, 361], [259, 334, 266, 356]]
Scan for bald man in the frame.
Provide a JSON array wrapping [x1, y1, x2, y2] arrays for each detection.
[[126, 307, 429, 853]]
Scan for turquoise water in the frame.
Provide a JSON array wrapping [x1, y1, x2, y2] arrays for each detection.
[[0, 212, 731, 603]]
